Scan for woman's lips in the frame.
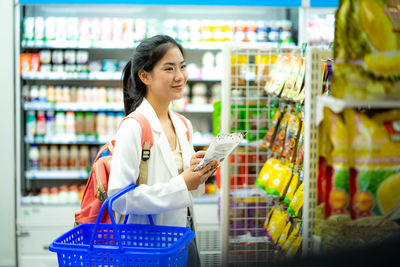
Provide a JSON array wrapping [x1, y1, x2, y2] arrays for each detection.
[[172, 85, 184, 90]]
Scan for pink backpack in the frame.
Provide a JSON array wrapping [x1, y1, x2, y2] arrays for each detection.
[[74, 112, 190, 226]]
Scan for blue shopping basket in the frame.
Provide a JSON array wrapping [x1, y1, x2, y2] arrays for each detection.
[[49, 184, 195, 266]]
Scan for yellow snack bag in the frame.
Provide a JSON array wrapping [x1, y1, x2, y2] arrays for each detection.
[[255, 157, 275, 191], [278, 221, 292, 249], [265, 205, 288, 244], [281, 220, 301, 252], [288, 182, 304, 217], [286, 235, 303, 258], [284, 167, 300, 204], [266, 160, 293, 198]]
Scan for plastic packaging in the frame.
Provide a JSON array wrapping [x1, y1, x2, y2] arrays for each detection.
[[194, 132, 245, 171]]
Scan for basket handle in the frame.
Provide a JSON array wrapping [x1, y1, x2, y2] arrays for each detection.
[[89, 184, 154, 251]]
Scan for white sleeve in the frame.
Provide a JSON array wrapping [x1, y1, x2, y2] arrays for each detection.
[[108, 119, 192, 215], [186, 119, 205, 197]]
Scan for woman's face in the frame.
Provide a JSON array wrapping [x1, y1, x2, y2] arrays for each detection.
[[144, 46, 187, 102]]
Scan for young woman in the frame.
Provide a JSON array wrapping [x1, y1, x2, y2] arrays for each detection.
[[107, 35, 216, 266]]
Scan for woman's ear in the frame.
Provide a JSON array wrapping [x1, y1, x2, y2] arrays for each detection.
[[138, 69, 150, 85]]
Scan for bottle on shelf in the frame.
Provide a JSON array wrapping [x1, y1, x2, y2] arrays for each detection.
[[49, 144, 59, 170], [59, 145, 69, 170], [79, 145, 89, 171], [36, 111, 46, 139], [65, 111, 76, 139], [69, 145, 79, 170], [26, 111, 36, 140], [40, 187, 50, 204], [28, 144, 40, 170], [45, 110, 55, 141], [39, 145, 48, 170], [29, 85, 39, 101]]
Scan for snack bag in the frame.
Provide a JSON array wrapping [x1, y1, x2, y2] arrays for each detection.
[[295, 123, 304, 166], [277, 220, 292, 249], [324, 109, 350, 218], [282, 107, 301, 162], [264, 55, 289, 96], [262, 104, 283, 149], [288, 182, 303, 217], [195, 132, 245, 171], [344, 109, 400, 221], [289, 58, 305, 101], [281, 56, 301, 99], [265, 205, 288, 244], [281, 220, 301, 253], [272, 109, 291, 154], [286, 235, 303, 258], [266, 160, 293, 198], [284, 167, 300, 204], [255, 157, 278, 191]]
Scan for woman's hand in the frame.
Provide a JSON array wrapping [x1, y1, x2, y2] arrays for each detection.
[[190, 150, 206, 168], [182, 160, 218, 191]]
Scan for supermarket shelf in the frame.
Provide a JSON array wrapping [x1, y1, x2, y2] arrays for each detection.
[[25, 170, 88, 180], [316, 95, 400, 125], [21, 40, 276, 51], [22, 72, 221, 82], [25, 135, 212, 146], [24, 101, 124, 112]]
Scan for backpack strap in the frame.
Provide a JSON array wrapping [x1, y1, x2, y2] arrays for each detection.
[[119, 112, 153, 185], [174, 112, 190, 143]]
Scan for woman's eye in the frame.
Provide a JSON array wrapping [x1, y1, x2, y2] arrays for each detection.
[[181, 65, 187, 69], [165, 67, 173, 71]]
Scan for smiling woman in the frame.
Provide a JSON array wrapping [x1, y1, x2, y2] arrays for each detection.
[[109, 35, 217, 267]]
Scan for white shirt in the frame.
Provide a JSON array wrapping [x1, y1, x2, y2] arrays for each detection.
[[107, 98, 204, 227]]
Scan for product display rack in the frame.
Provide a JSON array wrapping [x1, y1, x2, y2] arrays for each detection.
[[220, 42, 303, 266]]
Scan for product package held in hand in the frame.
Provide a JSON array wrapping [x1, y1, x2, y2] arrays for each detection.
[[194, 132, 246, 171]]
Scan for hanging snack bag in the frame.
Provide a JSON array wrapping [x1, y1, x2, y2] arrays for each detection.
[[295, 122, 304, 166], [286, 235, 303, 258], [255, 157, 278, 191], [282, 106, 301, 162], [265, 204, 288, 244], [284, 166, 300, 204], [277, 220, 292, 249], [288, 182, 303, 217], [281, 56, 301, 99], [324, 109, 350, 218], [272, 107, 292, 154], [290, 58, 306, 101], [344, 109, 400, 221], [281, 219, 301, 253], [262, 103, 284, 149], [264, 55, 288, 96], [266, 160, 293, 198]]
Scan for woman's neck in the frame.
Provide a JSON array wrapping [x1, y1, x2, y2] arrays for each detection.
[[146, 95, 170, 122]]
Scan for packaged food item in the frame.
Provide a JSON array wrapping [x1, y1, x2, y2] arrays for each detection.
[[271, 108, 291, 154], [277, 220, 292, 249], [290, 58, 305, 100], [265, 205, 288, 244], [344, 109, 400, 221], [286, 235, 302, 258], [264, 55, 289, 96], [262, 103, 283, 149], [266, 160, 293, 198], [281, 56, 301, 99], [288, 182, 303, 217], [324, 109, 350, 218], [255, 157, 278, 191], [284, 167, 300, 204], [282, 107, 301, 162], [295, 122, 304, 166], [194, 132, 245, 171], [281, 219, 301, 253]]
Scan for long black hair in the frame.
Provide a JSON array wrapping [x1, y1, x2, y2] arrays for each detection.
[[122, 35, 184, 115]]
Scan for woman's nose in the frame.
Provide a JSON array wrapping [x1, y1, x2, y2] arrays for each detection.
[[175, 68, 185, 81]]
